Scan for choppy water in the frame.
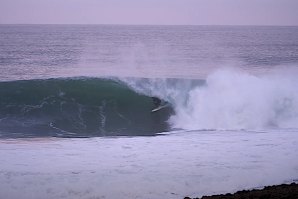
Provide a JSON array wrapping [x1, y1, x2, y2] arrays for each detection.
[[0, 25, 298, 199], [1, 25, 298, 81]]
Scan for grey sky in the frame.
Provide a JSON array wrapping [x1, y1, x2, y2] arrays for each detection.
[[0, 0, 298, 25]]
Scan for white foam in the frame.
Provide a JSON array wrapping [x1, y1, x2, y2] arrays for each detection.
[[0, 130, 298, 199], [170, 69, 298, 130]]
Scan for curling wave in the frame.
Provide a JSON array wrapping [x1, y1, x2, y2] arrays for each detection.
[[1, 69, 298, 138]]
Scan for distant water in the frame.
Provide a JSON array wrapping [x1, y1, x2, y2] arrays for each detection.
[[1, 25, 298, 199], [1, 25, 298, 81]]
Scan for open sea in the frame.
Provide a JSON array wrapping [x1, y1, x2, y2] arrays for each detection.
[[0, 25, 298, 199]]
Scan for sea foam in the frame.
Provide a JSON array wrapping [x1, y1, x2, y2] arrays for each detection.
[[170, 69, 298, 130]]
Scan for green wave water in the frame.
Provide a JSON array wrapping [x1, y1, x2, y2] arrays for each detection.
[[0, 78, 173, 138]]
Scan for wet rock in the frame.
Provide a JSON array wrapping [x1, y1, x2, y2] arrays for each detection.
[[187, 183, 298, 199]]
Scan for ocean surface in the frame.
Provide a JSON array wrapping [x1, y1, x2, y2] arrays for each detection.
[[0, 25, 298, 199]]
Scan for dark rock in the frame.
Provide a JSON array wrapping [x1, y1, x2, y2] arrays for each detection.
[[186, 183, 298, 199]]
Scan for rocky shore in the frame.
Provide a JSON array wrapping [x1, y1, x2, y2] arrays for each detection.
[[185, 183, 298, 199]]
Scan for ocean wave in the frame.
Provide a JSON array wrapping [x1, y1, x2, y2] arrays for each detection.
[[1, 69, 298, 138]]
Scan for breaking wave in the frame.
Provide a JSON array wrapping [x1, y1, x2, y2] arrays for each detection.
[[1, 69, 298, 138]]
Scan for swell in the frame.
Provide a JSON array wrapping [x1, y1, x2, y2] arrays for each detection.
[[0, 78, 173, 138]]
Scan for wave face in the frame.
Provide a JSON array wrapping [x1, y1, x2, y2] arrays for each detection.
[[0, 78, 173, 138], [170, 69, 298, 131]]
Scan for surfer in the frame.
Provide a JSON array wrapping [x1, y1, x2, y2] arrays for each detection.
[[152, 97, 161, 108], [151, 97, 169, 112]]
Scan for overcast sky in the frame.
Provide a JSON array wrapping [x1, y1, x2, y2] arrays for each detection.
[[0, 0, 298, 25]]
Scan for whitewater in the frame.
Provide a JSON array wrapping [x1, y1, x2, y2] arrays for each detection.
[[0, 25, 298, 199]]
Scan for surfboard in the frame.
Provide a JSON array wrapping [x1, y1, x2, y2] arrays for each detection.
[[151, 104, 168, 113]]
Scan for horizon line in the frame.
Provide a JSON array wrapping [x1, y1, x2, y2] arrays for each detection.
[[0, 23, 298, 27]]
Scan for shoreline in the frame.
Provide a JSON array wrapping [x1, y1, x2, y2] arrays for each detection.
[[185, 182, 298, 199]]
